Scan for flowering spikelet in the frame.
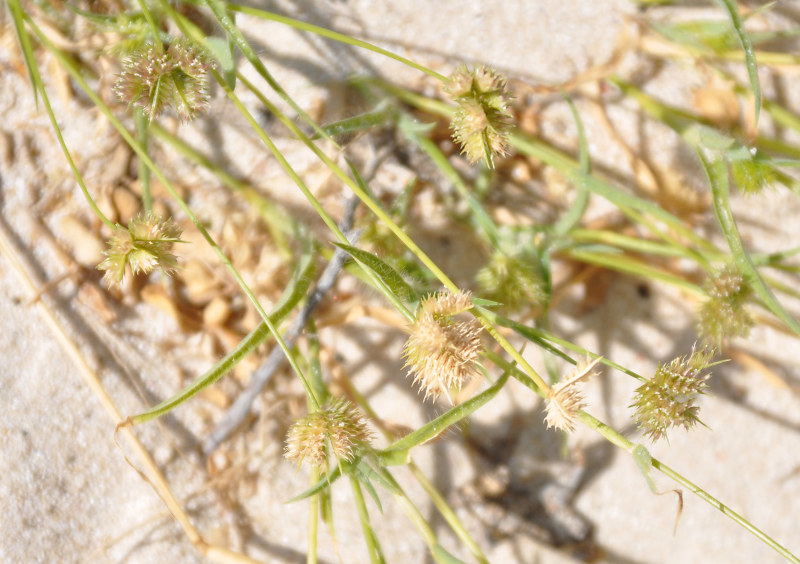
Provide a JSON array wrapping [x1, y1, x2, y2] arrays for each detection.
[[444, 65, 513, 168], [97, 212, 183, 288], [284, 398, 372, 470], [403, 290, 483, 401], [477, 252, 547, 314], [697, 265, 753, 347], [731, 156, 776, 194], [630, 347, 715, 442], [114, 38, 213, 122], [545, 357, 601, 433]]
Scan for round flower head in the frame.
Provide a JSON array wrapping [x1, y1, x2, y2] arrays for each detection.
[[697, 265, 753, 347], [284, 398, 372, 470], [97, 212, 183, 288], [631, 347, 715, 443], [444, 65, 513, 168], [114, 38, 213, 122], [403, 290, 484, 401]]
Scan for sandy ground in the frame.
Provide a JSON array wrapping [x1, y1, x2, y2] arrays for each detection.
[[2, 1, 800, 563]]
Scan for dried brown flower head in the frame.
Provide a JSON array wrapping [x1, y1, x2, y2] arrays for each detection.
[[284, 398, 373, 470], [545, 357, 601, 433], [403, 290, 484, 401]]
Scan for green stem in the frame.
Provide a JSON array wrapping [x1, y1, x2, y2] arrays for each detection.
[[700, 155, 800, 338], [148, 122, 294, 257], [201, 0, 332, 143], [408, 462, 489, 564], [578, 410, 800, 563], [135, 110, 152, 211], [28, 16, 320, 411], [220, 69, 413, 323], [226, 73, 547, 392], [307, 468, 320, 564], [8, 0, 114, 230], [413, 134, 500, 246], [226, 2, 446, 82], [135, 0, 163, 46], [349, 476, 385, 564]]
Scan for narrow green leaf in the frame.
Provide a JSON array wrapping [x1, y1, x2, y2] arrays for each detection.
[[287, 465, 344, 503], [357, 458, 401, 496], [349, 476, 386, 564], [651, 20, 733, 52], [432, 544, 468, 564], [355, 466, 384, 514], [482, 309, 573, 365], [319, 482, 334, 532], [205, 36, 236, 89], [127, 241, 316, 425], [203, 0, 331, 141], [713, 0, 761, 125], [486, 311, 646, 383], [9, 5, 115, 230], [510, 128, 715, 254], [470, 297, 503, 308], [318, 104, 394, 140], [226, 3, 446, 81], [633, 444, 657, 494], [333, 242, 418, 304], [553, 94, 590, 237], [8, 0, 41, 107], [403, 114, 500, 246], [564, 248, 702, 293], [379, 371, 510, 465]]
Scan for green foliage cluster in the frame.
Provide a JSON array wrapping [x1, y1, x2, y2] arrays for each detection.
[[8, 0, 800, 562]]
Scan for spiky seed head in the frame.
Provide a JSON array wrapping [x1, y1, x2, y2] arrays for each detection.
[[545, 357, 601, 433], [731, 156, 776, 194], [284, 398, 372, 470], [422, 288, 474, 318], [476, 252, 547, 314], [403, 290, 484, 401], [114, 38, 213, 122], [445, 65, 512, 168], [697, 265, 753, 347], [97, 212, 183, 288], [630, 347, 715, 442]]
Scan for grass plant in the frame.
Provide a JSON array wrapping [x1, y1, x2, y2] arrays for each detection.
[[6, 0, 800, 562]]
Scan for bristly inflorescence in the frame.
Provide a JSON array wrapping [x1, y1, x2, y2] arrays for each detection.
[[476, 228, 547, 315], [545, 357, 601, 433], [284, 398, 373, 470], [97, 212, 183, 288], [697, 265, 753, 348], [403, 290, 484, 401], [630, 346, 715, 443], [114, 38, 213, 122], [444, 65, 513, 169]]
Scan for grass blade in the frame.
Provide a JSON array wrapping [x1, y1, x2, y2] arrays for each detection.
[[333, 242, 418, 305], [700, 154, 800, 337], [380, 371, 510, 465], [713, 0, 761, 126], [126, 239, 316, 425]]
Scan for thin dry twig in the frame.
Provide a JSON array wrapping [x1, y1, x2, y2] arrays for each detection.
[[203, 196, 360, 456]]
